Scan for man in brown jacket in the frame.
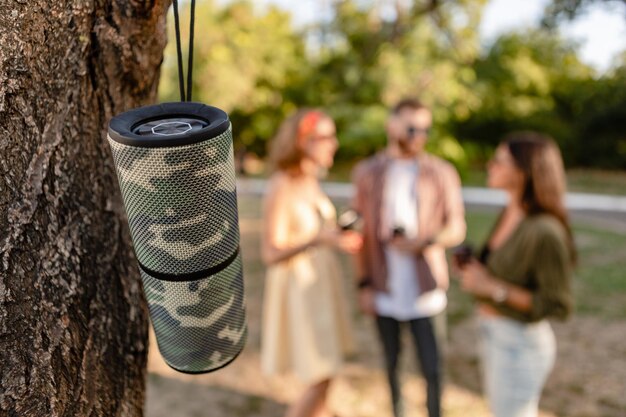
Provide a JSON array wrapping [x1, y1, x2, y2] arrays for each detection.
[[352, 98, 466, 417]]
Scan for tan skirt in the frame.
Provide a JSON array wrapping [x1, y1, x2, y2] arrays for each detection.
[[261, 247, 355, 384]]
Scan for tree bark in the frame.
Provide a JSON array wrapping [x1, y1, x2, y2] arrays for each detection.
[[0, 1, 170, 416]]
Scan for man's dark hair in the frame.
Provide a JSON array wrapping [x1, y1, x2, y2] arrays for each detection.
[[392, 98, 429, 114]]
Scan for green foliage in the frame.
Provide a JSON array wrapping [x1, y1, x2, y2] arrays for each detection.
[[541, 0, 626, 28], [159, 0, 626, 170], [559, 66, 626, 168], [451, 30, 626, 169], [286, 0, 486, 165], [570, 221, 626, 318], [159, 0, 307, 156], [452, 32, 585, 147]]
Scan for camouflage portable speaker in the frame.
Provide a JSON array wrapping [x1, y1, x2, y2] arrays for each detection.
[[107, 102, 247, 373]]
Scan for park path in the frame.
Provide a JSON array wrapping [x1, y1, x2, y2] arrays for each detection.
[[236, 178, 626, 213], [237, 178, 626, 232]]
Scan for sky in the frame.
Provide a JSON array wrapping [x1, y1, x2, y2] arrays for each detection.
[[480, 0, 626, 72], [257, 0, 626, 73]]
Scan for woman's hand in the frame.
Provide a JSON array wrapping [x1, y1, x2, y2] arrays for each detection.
[[457, 259, 500, 298], [317, 229, 363, 254]]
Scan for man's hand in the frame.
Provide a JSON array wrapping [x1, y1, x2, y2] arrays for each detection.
[[358, 287, 377, 316], [389, 236, 431, 255]]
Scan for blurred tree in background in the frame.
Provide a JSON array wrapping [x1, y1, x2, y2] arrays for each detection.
[[542, 0, 626, 28], [159, 0, 307, 157], [455, 30, 626, 169], [288, 0, 485, 166], [159, 0, 626, 171], [451, 31, 594, 162]]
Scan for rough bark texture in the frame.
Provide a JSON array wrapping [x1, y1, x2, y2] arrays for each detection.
[[0, 1, 170, 416]]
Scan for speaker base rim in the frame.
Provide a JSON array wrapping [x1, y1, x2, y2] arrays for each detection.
[[158, 333, 247, 375]]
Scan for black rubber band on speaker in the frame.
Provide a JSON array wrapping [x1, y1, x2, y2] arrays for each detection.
[[108, 102, 229, 148], [138, 247, 240, 282]]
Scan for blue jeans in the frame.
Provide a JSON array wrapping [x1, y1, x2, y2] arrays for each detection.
[[479, 316, 556, 417]]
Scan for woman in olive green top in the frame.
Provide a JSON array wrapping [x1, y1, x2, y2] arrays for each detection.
[[455, 132, 575, 417]]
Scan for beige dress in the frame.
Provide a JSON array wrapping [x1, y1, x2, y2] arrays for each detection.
[[261, 182, 355, 384]]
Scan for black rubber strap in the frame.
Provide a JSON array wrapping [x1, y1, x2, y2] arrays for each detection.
[[186, 0, 196, 102], [138, 247, 240, 282], [172, 0, 185, 102], [172, 0, 196, 102]]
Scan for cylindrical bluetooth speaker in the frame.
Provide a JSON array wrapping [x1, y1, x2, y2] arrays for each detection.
[[107, 102, 246, 373]]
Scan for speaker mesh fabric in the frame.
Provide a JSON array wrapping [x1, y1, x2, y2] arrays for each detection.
[[141, 253, 247, 373], [108, 127, 239, 275], [107, 102, 246, 373]]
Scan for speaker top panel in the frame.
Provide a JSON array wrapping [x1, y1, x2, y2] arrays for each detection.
[[108, 102, 230, 148]]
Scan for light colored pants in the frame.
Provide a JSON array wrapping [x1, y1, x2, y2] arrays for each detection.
[[479, 316, 556, 417]]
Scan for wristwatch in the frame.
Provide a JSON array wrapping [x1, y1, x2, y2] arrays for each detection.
[[491, 284, 509, 304]]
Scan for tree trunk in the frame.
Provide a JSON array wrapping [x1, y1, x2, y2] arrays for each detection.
[[0, 1, 170, 415]]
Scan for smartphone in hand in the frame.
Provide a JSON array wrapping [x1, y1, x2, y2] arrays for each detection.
[[338, 209, 361, 231]]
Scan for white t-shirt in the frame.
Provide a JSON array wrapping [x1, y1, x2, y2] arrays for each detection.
[[375, 159, 447, 321]]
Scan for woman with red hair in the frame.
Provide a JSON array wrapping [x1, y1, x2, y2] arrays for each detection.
[[261, 109, 362, 417]]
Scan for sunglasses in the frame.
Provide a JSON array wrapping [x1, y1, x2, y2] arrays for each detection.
[[406, 125, 430, 137]]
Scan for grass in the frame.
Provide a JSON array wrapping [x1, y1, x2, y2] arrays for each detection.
[[566, 169, 626, 195], [570, 223, 626, 318], [460, 168, 626, 195]]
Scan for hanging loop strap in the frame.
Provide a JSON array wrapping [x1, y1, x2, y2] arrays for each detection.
[[172, 0, 196, 102]]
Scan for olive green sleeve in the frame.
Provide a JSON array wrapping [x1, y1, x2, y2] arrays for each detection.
[[529, 228, 573, 321]]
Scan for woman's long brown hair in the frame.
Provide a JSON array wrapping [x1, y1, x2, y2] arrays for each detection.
[[504, 131, 577, 263]]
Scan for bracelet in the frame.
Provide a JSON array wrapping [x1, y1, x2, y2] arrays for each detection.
[[491, 284, 509, 304]]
